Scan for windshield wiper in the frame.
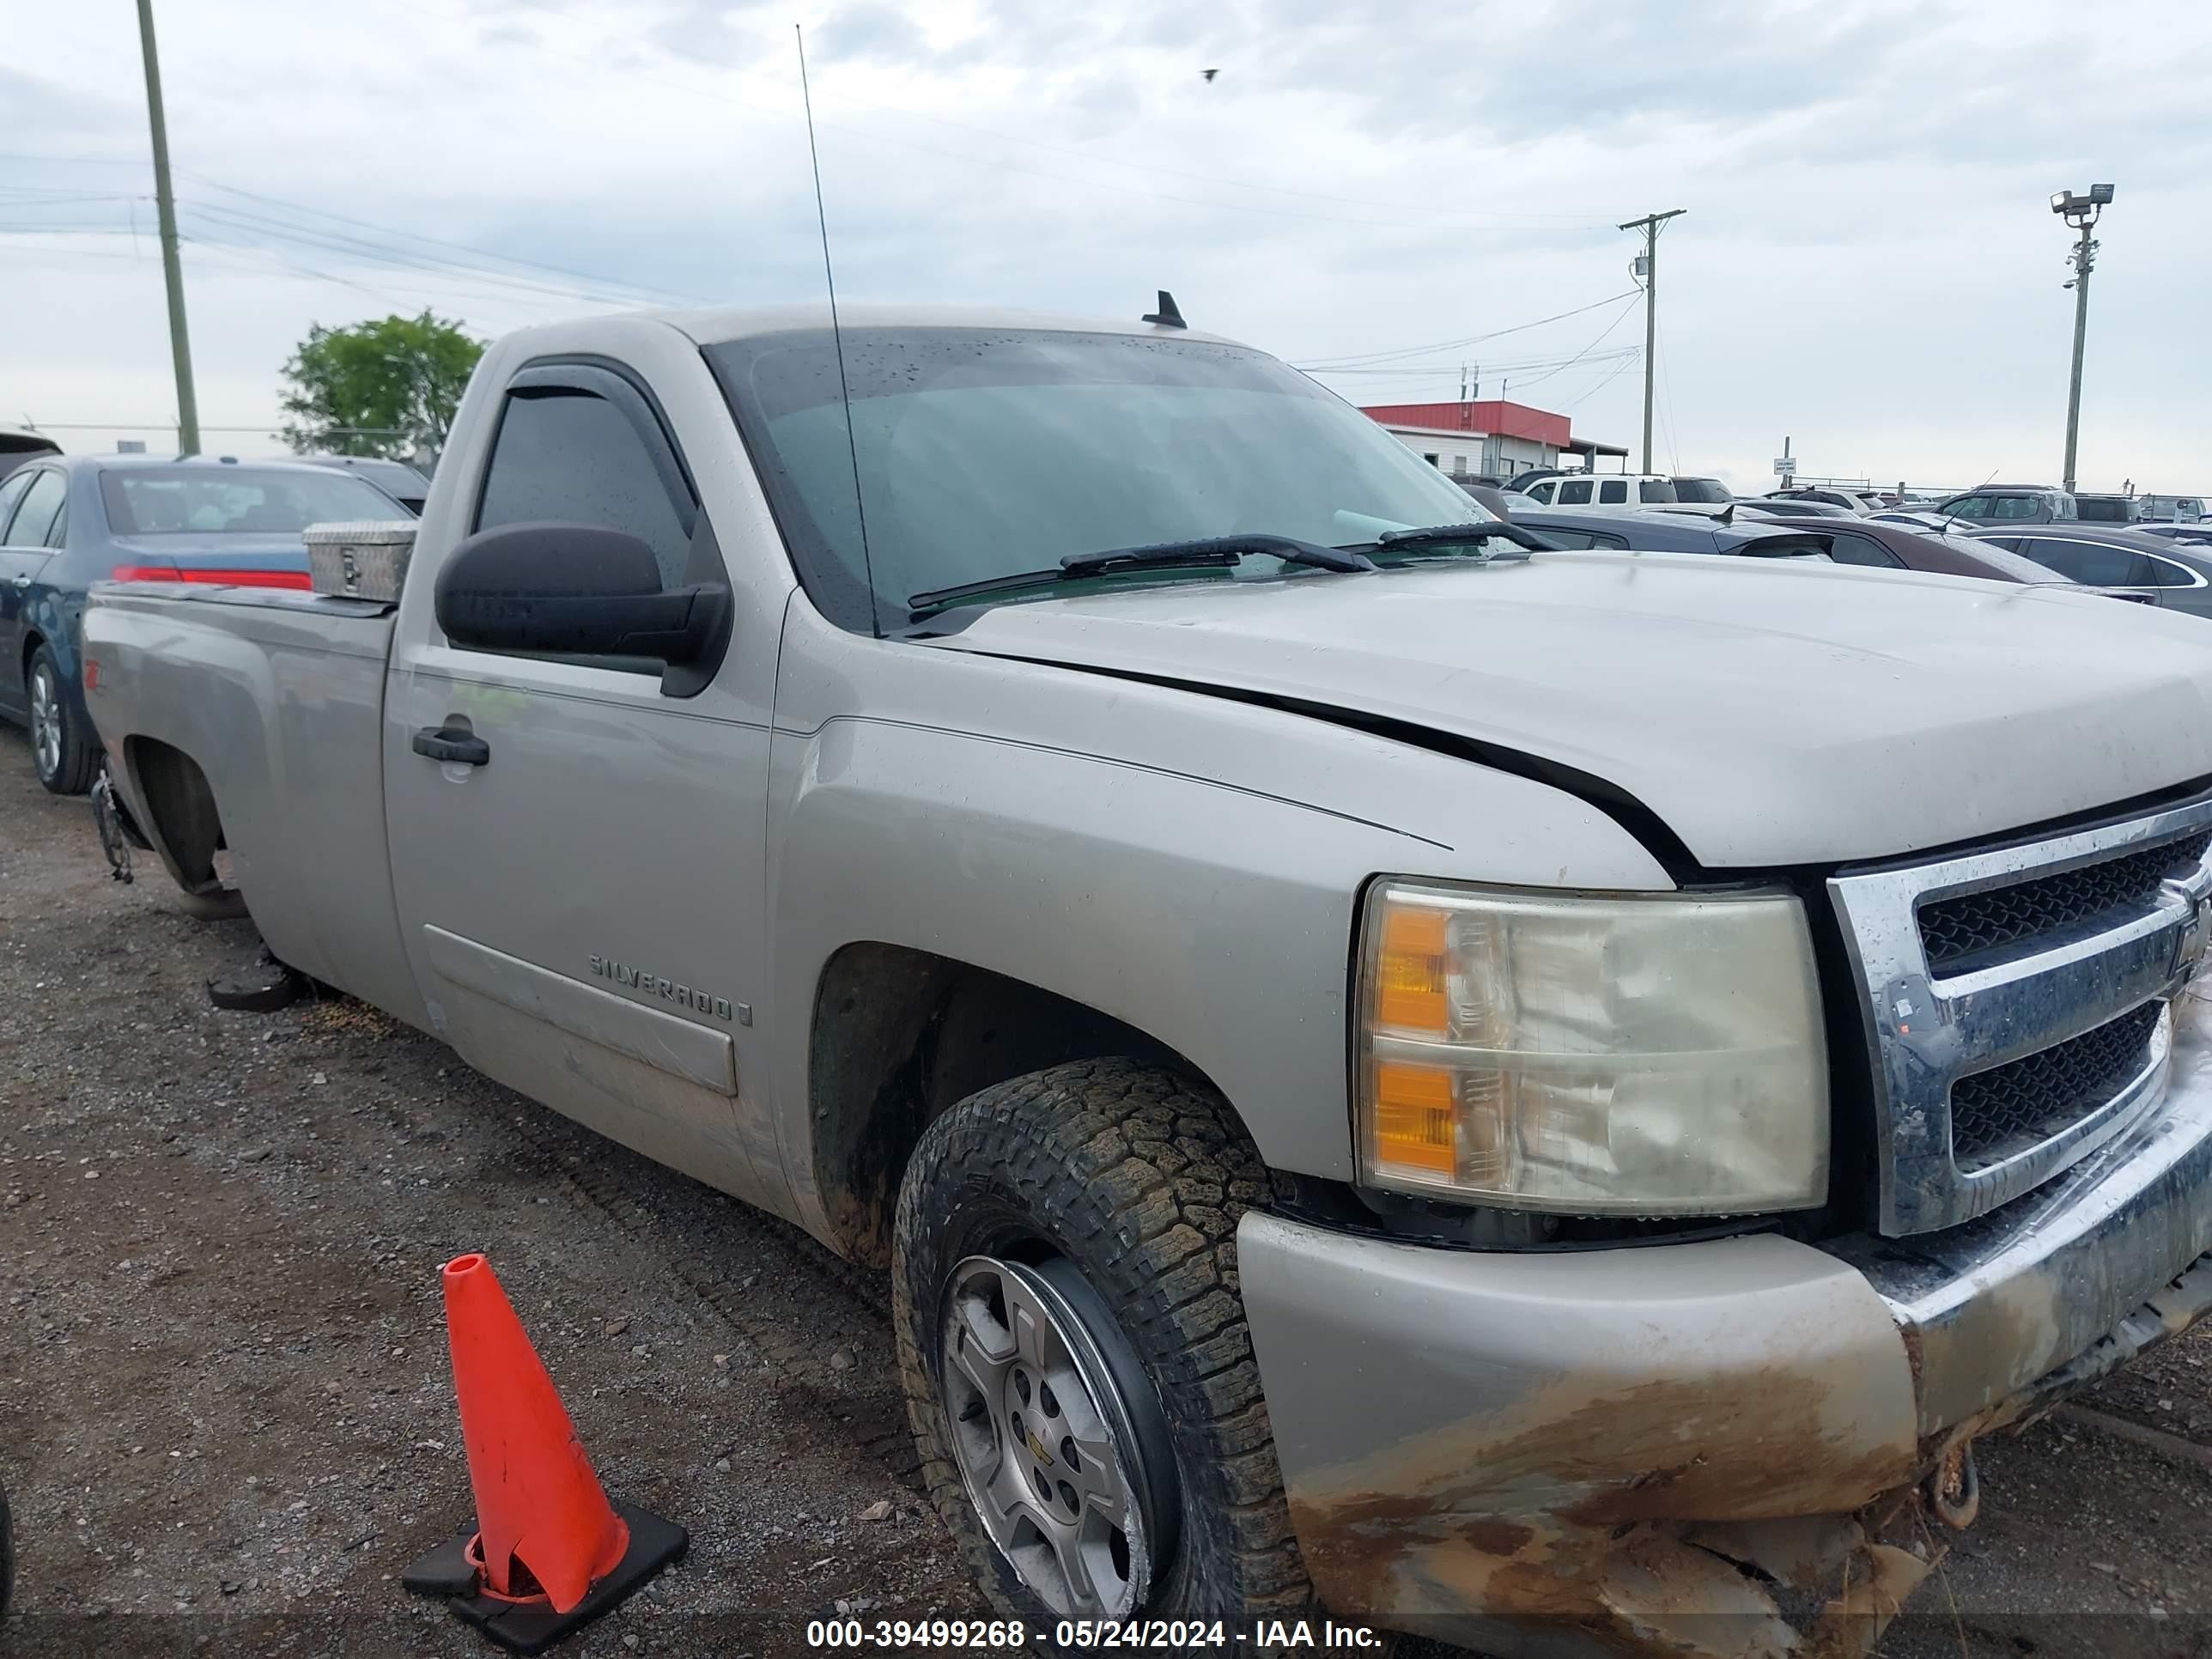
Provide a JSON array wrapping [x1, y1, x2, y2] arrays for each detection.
[[907, 534, 1374, 620], [1062, 533, 1373, 578], [1352, 521, 1543, 560]]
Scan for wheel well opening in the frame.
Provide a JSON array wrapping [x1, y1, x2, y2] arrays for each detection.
[[807, 943, 1233, 1266], [125, 738, 227, 894]]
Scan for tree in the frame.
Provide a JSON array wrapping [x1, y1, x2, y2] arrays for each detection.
[[279, 312, 483, 461]]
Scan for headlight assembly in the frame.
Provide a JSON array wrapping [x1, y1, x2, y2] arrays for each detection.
[[1355, 878, 1829, 1215]]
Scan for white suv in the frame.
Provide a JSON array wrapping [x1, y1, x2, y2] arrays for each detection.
[[1518, 472, 1678, 507]]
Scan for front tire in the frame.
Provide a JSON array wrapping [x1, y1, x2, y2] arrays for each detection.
[[893, 1060, 1312, 1641], [27, 644, 95, 796]]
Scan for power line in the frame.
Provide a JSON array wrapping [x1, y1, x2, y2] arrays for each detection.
[[0, 156, 694, 309], [183, 175, 704, 303], [180, 234, 571, 319], [1306, 346, 1640, 379], [1562, 350, 1643, 410], [1295, 291, 1643, 369], [179, 199, 684, 307], [1463, 298, 1644, 395], [1655, 310, 1684, 472]]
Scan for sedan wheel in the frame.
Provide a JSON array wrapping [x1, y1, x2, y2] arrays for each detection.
[[25, 645, 96, 795], [29, 657, 62, 781]]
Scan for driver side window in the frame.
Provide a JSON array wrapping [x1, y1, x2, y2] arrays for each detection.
[[475, 385, 695, 590]]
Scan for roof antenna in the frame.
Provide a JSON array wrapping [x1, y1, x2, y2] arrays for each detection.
[[1942, 465, 2000, 538], [1142, 290, 1187, 329], [796, 24, 881, 638]]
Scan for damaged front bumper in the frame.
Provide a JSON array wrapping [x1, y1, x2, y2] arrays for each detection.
[[1239, 996, 2212, 1657]]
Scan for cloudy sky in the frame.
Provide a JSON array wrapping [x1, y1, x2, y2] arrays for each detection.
[[7, 0, 2209, 492]]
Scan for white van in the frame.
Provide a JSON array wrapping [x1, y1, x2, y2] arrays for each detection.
[[1519, 473, 1679, 507]]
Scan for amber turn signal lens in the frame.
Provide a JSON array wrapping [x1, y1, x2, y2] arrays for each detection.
[[1370, 1062, 1455, 1176], [1376, 905, 1449, 1032]]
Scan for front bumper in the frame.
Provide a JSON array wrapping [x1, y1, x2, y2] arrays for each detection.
[[1240, 994, 2212, 1656]]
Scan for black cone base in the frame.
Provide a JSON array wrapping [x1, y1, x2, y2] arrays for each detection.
[[401, 1499, 688, 1655]]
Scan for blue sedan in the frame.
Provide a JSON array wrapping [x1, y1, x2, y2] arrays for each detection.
[[0, 454, 404, 793]]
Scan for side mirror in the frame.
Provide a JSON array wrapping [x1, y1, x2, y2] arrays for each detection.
[[434, 522, 728, 665]]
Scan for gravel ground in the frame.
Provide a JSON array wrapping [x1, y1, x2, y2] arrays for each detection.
[[0, 729, 975, 1657], [3, 723, 2212, 1658]]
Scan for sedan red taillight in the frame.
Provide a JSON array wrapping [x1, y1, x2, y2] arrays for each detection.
[[112, 565, 313, 590]]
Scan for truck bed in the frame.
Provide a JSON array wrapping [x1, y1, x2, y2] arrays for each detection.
[[82, 584, 426, 1026]]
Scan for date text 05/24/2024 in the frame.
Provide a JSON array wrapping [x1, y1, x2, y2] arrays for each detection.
[[804, 1618, 1384, 1650]]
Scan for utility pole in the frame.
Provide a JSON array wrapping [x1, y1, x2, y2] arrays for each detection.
[[2051, 186, 2113, 494], [1619, 208, 1685, 474], [135, 0, 199, 456]]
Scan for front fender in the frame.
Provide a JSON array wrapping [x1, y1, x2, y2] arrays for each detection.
[[763, 682, 1674, 1228]]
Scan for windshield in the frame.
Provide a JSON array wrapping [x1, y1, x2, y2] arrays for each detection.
[[706, 328, 1490, 630], [1672, 477, 1730, 503], [101, 468, 398, 535]]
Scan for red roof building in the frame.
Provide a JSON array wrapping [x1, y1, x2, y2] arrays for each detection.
[[1358, 399, 1626, 480]]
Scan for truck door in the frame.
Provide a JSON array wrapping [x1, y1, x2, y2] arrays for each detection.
[[382, 338, 794, 1219]]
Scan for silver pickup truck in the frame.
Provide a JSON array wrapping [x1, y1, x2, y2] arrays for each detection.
[[82, 305, 2212, 1656]]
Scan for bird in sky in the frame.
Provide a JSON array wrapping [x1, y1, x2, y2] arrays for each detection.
[[1201, 68, 1218, 82]]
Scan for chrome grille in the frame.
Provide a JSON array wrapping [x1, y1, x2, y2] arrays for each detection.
[[1952, 1001, 2164, 1170], [1831, 792, 2212, 1236], [1917, 831, 2212, 975]]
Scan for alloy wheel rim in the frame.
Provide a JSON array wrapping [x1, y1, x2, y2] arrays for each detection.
[[29, 664, 60, 780], [939, 1255, 1161, 1620]]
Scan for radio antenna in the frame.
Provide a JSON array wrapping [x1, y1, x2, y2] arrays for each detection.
[[795, 24, 880, 638]]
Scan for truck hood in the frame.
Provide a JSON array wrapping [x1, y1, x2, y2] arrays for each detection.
[[927, 551, 2212, 868]]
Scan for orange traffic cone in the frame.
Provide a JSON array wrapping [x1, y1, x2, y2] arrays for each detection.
[[402, 1254, 687, 1654]]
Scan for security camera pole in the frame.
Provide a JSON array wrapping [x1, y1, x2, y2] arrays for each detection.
[[1619, 209, 1685, 475], [135, 0, 200, 456], [2051, 184, 2114, 495]]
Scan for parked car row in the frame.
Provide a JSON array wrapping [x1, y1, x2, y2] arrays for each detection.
[[1491, 473, 2212, 620], [1510, 468, 2207, 532], [1505, 502, 2115, 588], [69, 300, 2212, 1654]]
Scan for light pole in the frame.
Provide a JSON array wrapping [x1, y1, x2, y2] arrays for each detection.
[[2051, 183, 2113, 495]]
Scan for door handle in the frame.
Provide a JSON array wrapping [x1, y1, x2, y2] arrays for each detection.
[[411, 725, 489, 767]]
